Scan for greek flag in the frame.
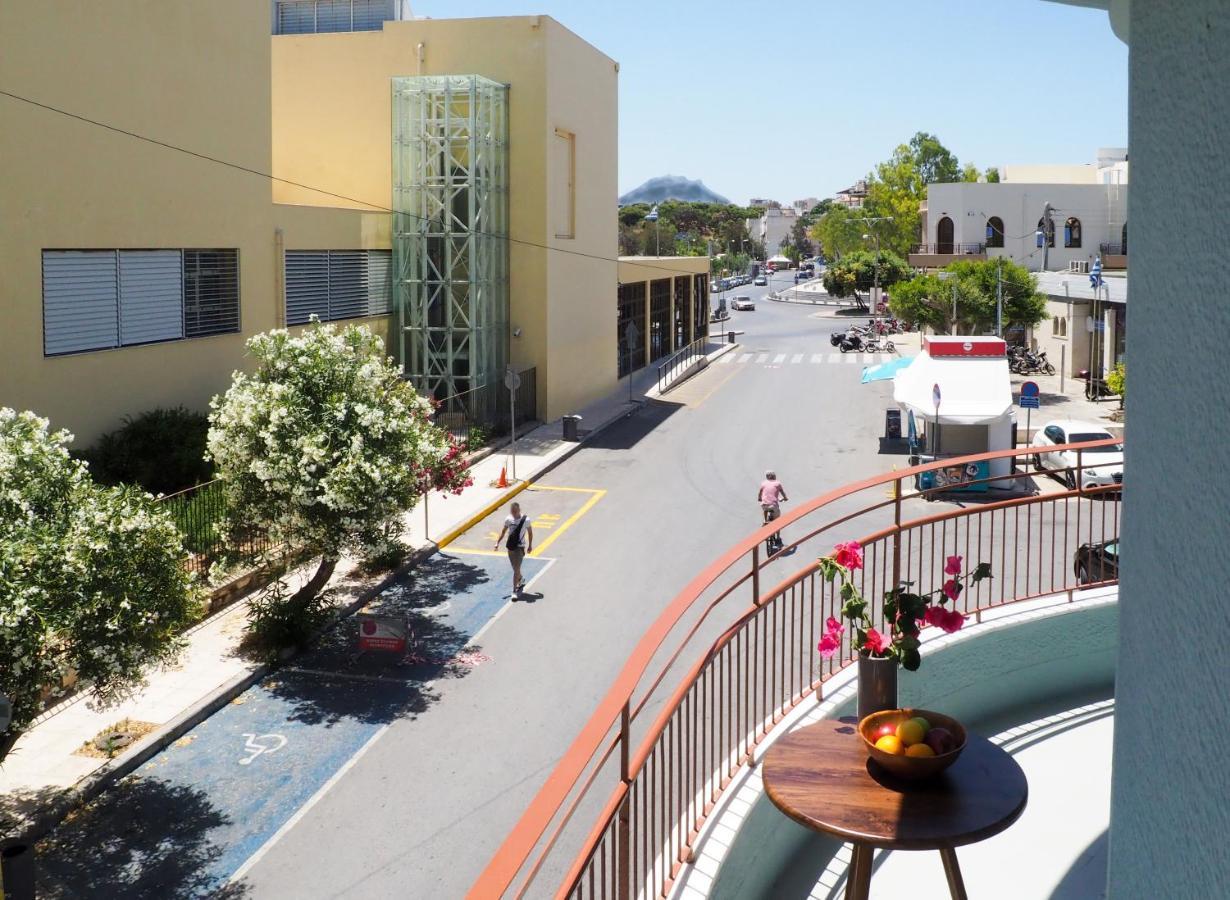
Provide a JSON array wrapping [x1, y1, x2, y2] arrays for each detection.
[[645, 205, 659, 223], [1090, 257, 1103, 289]]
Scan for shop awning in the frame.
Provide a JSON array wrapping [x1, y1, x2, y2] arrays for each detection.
[[767, 255, 791, 264], [893, 352, 1012, 425]]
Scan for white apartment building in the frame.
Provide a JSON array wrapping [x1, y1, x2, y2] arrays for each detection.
[[749, 206, 799, 255]]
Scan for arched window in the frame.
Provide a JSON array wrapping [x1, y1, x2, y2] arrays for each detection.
[[1121, 222, 1128, 255], [1052, 316, 1060, 336], [1064, 217, 1082, 248], [1036, 217, 1054, 248], [985, 216, 1005, 248], [1060, 317, 1068, 337], [937, 216, 954, 254]]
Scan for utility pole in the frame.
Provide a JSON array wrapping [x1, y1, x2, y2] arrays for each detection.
[[1040, 202, 1054, 272]]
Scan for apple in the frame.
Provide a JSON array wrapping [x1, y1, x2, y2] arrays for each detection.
[[925, 727, 956, 755], [873, 723, 897, 741]]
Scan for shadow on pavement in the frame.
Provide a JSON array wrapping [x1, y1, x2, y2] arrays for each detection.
[[583, 399, 682, 451], [37, 778, 251, 899]]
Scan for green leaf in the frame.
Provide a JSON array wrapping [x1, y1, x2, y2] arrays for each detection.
[[972, 562, 993, 583], [840, 581, 857, 601], [901, 648, 922, 671], [898, 634, 921, 651], [842, 598, 868, 622]]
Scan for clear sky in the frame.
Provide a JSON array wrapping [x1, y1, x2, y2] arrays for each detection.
[[412, 0, 1128, 206]]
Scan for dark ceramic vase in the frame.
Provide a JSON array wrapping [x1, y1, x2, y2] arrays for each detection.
[[856, 654, 899, 719]]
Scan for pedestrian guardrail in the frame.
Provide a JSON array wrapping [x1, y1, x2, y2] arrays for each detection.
[[473, 440, 1122, 899], [656, 338, 708, 394]]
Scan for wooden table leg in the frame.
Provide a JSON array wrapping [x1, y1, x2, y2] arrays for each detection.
[[844, 843, 873, 900], [939, 846, 968, 900]]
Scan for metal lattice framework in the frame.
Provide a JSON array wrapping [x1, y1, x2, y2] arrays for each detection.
[[393, 75, 509, 421]]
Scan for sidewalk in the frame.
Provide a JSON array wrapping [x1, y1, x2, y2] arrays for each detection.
[[0, 342, 731, 839]]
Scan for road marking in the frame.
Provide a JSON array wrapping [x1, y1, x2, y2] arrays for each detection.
[[790, 353, 803, 364], [690, 365, 743, 407], [444, 547, 506, 557], [718, 353, 736, 364], [772, 353, 786, 363], [530, 484, 603, 494], [755, 353, 768, 364], [228, 724, 391, 885], [738, 353, 752, 364], [811, 354, 824, 364], [239, 733, 288, 766], [531, 488, 606, 557]]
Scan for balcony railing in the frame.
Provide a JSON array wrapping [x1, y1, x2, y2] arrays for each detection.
[[473, 441, 1121, 899], [1099, 242, 1127, 256], [910, 243, 987, 255]]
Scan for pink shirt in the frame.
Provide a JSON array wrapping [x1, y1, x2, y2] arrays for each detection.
[[759, 480, 785, 505]]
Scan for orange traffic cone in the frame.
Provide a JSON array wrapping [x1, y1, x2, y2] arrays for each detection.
[[497, 466, 509, 489]]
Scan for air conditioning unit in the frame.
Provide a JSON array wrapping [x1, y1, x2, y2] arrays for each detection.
[[1069, 260, 1090, 274]]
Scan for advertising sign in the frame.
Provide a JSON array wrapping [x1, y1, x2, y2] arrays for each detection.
[[357, 614, 409, 654]]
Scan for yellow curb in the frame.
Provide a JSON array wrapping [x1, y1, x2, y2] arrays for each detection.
[[435, 478, 532, 551]]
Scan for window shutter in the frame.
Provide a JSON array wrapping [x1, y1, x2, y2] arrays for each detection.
[[118, 250, 184, 346], [315, 0, 352, 33], [327, 251, 366, 320], [285, 251, 330, 325], [366, 250, 392, 316], [42, 251, 119, 355], [276, 0, 316, 34], [353, 0, 395, 30], [183, 249, 240, 338]]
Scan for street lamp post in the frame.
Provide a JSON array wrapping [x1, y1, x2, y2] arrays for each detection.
[[645, 204, 660, 256]]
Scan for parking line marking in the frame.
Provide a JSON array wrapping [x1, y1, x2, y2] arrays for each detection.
[[529, 484, 601, 493], [772, 353, 786, 363], [718, 353, 735, 364], [755, 353, 768, 364], [811, 354, 824, 364], [530, 489, 606, 557], [791, 353, 804, 364], [738, 353, 752, 364]]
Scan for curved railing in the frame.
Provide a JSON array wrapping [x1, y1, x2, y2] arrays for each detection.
[[472, 442, 1122, 899]]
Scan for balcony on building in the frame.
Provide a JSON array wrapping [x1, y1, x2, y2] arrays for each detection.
[[476, 444, 1123, 900], [908, 242, 988, 269], [1098, 241, 1128, 269]]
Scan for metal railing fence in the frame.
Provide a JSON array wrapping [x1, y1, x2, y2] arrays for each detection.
[[1099, 242, 1127, 256], [910, 243, 987, 255], [159, 480, 274, 578], [656, 339, 708, 395], [433, 367, 538, 450], [473, 441, 1122, 899]]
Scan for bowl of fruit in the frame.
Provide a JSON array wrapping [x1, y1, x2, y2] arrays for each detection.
[[858, 708, 967, 780]]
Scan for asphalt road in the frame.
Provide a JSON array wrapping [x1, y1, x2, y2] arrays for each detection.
[[35, 279, 1112, 898]]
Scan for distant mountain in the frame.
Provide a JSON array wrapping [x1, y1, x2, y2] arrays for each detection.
[[618, 175, 730, 206]]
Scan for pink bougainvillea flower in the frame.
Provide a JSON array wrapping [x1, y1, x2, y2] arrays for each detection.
[[943, 578, 961, 601], [940, 608, 966, 634], [924, 605, 947, 628], [863, 627, 890, 654], [832, 541, 864, 571], [817, 617, 845, 659], [944, 555, 963, 576]]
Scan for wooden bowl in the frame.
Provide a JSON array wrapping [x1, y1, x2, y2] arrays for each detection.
[[858, 708, 967, 781]]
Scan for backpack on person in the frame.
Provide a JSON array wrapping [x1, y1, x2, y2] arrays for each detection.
[[506, 515, 528, 550]]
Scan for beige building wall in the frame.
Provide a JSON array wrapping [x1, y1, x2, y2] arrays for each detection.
[[271, 15, 619, 421], [0, 1, 277, 445]]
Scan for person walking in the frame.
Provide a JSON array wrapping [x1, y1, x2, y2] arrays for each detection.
[[495, 501, 533, 596]]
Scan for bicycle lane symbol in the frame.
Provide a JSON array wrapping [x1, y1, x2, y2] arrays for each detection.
[[239, 732, 287, 766]]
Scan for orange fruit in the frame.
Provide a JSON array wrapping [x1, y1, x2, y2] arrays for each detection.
[[896, 719, 927, 746], [905, 743, 936, 758], [874, 734, 905, 755]]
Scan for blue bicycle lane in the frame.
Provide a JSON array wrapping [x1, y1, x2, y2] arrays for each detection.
[[36, 549, 549, 899]]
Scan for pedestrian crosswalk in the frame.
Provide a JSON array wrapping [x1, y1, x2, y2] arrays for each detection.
[[717, 349, 894, 366]]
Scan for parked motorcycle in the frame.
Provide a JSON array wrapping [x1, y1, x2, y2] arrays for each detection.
[[862, 335, 897, 353], [838, 332, 866, 353]]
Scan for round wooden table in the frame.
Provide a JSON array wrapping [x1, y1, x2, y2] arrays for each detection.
[[762, 717, 1027, 900]]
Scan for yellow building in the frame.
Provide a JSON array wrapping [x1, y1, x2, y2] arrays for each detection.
[[0, 2, 619, 444]]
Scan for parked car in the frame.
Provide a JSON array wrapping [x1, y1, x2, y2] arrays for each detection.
[[1029, 420, 1124, 489], [1074, 539, 1119, 584], [753, 274, 768, 286], [731, 295, 755, 310]]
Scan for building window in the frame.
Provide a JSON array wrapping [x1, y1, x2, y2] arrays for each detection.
[[284, 250, 392, 325], [42, 249, 238, 356], [1121, 222, 1128, 255], [274, 0, 395, 34], [1037, 218, 1055, 248], [184, 250, 241, 338], [552, 129, 576, 240], [936, 216, 954, 254], [985, 216, 1005, 249], [1064, 217, 1082, 249]]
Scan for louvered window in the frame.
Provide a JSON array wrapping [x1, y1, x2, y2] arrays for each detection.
[[285, 250, 392, 325], [274, 0, 395, 34], [119, 251, 184, 346], [43, 252, 119, 355], [183, 250, 240, 338]]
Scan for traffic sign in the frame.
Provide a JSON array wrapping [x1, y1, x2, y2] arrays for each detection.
[[503, 368, 521, 392], [932, 383, 942, 408], [1020, 380, 1040, 409]]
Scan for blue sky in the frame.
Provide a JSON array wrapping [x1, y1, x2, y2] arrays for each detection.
[[413, 1, 1127, 205]]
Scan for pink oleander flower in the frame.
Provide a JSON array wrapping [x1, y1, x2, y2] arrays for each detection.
[[943, 578, 961, 601], [817, 616, 845, 659], [832, 541, 864, 571], [863, 627, 890, 655], [944, 555, 963, 576]]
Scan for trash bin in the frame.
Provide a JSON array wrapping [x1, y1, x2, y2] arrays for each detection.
[[727, 331, 736, 345], [562, 415, 582, 442]]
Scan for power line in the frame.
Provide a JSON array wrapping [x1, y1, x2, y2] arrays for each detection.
[[0, 87, 720, 281]]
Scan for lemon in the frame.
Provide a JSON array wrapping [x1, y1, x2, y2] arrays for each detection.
[[874, 734, 905, 755], [896, 719, 927, 746]]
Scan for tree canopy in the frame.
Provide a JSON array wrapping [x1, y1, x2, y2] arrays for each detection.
[[888, 258, 1049, 334], [617, 201, 764, 257], [820, 249, 911, 302], [0, 409, 199, 759]]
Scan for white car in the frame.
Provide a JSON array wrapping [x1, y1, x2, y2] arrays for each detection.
[[753, 274, 768, 286], [731, 296, 755, 310], [1029, 420, 1123, 489]]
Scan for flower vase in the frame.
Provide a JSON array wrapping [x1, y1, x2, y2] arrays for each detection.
[[857, 654, 898, 719]]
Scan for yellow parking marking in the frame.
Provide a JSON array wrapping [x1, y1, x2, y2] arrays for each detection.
[[529, 487, 606, 557], [529, 484, 599, 493], [691, 365, 744, 408], [443, 547, 508, 558]]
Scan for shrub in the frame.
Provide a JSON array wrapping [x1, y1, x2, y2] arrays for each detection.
[[1106, 361, 1126, 398], [82, 407, 213, 495]]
